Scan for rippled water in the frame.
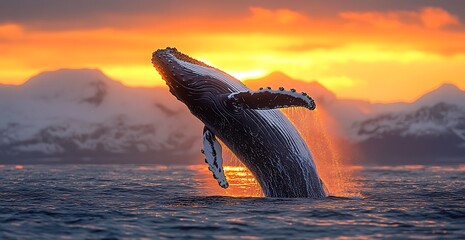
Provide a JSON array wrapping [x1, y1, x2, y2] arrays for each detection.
[[1, 164, 464, 239]]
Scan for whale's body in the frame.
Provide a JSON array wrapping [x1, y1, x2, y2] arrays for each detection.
[[152, 48, 328, 198]]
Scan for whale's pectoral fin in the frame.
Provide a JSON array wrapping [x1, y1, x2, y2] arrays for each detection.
[[223, 87, 316, 110], [202, 126, 228, 188]]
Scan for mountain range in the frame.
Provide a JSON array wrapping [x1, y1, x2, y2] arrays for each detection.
[[246, 73, 465, 165], [1, 69, 464, 165], [0, 69, 202, 164]]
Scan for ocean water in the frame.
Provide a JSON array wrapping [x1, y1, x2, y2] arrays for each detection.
[[0, 164, 464, 239]]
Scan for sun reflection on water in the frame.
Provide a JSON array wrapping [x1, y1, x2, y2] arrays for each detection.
[[220, 143, 265, 197], [191, 145, 264, 197]]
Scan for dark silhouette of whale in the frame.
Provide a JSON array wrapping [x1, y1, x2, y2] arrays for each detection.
[[152, 47, 328, 198]]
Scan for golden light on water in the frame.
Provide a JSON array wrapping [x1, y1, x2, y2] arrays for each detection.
[[15, 165, 24, 169], [192, 145, 264, 197], [220, 143, 263, 197]]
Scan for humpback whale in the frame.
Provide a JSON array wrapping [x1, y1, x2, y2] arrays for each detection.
[[152, 47, 328, 198]]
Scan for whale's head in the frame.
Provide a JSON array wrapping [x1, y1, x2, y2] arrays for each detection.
[[152, 47, 240, 110]]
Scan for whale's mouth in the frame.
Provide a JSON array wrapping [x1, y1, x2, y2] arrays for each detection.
[[152, 47, 211, 70], [166, 47, 211, 68], [151, 47, 190, 93], [152, 47, 214, 92], [152, 47, 241, 104]]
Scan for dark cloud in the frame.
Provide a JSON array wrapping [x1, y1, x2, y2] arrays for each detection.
[[0, 1, 248, 20], [1, 0, 463, 30], [261, 1, 465, 19], [0, 0, 251, 30]]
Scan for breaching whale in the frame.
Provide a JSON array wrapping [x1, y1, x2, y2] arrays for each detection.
[[152, 47, 328, 198]]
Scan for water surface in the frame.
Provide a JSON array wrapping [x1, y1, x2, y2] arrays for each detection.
[[0, 164, 464, 239]]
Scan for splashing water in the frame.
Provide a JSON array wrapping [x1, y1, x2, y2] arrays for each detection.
[[195, 107, 359, 198], [282, 107, 360, 197]]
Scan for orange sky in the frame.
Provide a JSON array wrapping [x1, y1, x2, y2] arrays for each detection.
[[1, 2, 465, 102]]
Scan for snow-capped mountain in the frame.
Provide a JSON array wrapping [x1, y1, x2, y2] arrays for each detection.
[[1, 69, 464, 165], [413, 83, 465, 109], [355, 103, 465, 141], [351, 84, 465, 164], [0, 69, 202, 164], [353, 84, 465, 141]]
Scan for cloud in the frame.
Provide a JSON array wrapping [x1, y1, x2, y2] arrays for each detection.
[[1, 1, 464, 30], [0, 24, 23, 41], [0, 1, 248, 30], [340, 11, 417, 29], [248, 6, 307, 24], [340, 7, 460, 29], [1, 3, 465, 102], [420, 7, 459, 29]]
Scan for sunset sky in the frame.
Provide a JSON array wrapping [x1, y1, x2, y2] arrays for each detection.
[[1, 0, 465, 102]]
